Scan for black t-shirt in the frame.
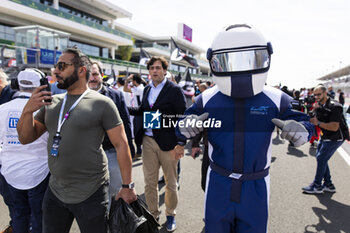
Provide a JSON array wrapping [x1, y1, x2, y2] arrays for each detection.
[[315, 98, 344, 141]]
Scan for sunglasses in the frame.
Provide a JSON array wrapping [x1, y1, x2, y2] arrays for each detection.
[[54, 62, 73, 71], [314, 93, 322, 97]]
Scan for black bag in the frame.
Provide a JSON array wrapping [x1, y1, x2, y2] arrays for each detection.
[[109, 196, 159, 233], [130, 196, 160, 233]]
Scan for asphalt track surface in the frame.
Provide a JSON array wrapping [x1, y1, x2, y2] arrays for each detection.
[[1, 132, 349, 233]]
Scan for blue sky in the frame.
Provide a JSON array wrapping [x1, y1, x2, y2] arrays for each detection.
[[112, 0, 350, 89]]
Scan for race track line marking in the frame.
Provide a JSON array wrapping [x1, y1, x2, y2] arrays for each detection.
[[338, 147, 350, 167]]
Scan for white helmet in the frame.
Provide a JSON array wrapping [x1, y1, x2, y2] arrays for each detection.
[[207, 24, 273, 98]]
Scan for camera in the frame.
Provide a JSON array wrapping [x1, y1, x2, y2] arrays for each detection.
[[308, 111, 316, 118]]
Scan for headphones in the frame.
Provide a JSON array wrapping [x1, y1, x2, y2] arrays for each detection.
[[11, 68, 48, 90]]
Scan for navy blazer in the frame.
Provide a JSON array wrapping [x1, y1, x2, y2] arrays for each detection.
[[100, 84, 135, 156], [0, 85, 16, 105], [129, 80, 187, 151]]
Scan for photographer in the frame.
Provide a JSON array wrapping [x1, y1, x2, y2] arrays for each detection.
[[302, 85, 348, 194]]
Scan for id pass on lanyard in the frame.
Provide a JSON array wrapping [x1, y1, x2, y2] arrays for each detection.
[[50, 90, 89, 157]]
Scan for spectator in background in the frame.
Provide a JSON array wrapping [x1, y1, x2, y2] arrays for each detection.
[[327, 86, 335, 99], [304, 88, 315, 114], [0, 68, 16, 105], [206, 81, 212, 88], [192, 83, 208, 103], [0, 68, 16, 233], [291, 90, 304, 112], [115, 77, 132, 107], [88, 61, 135, 206], [165, 71, 177, 84], [0, 69, 49, 233], [124, 74, 145, 159], [300, 87, 308, 99], [303, 85, 347, 194], [337, 89, 345, 106], [281, 85, 293, 97], [194, 79, 201, 96]]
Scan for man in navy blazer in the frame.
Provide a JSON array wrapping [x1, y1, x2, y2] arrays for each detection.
[[129, 56, 186, 232], [88, 61, 134, 209]]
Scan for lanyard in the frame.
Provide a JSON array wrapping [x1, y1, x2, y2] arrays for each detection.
[[56, 90, 89, 136]]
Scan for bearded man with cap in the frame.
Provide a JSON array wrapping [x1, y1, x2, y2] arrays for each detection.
[[176, 24, 314, 233], [0, 68, 50, 233]]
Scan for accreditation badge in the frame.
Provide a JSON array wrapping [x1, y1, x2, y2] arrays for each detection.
[[50, 135, 61, 157]]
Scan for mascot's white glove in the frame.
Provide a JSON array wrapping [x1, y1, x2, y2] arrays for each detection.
[[178, 113, 209, 138], [272, 118, 309, 147]]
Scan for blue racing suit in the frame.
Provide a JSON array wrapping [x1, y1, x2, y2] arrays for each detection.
[[177, 85, 314, 233]]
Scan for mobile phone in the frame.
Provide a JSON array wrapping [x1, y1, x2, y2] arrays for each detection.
[[40, 77, 52, 103]]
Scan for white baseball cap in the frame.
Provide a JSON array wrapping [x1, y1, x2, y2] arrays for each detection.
[[18, 69, 42, 88]]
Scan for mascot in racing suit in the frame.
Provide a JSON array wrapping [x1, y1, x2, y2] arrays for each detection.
[[176, 24, 314, 233]]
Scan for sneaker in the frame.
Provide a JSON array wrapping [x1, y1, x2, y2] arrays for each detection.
[[1, 225, 13, 233], [323, 183, 336, 193], [166, 216, 176, 232], [302, 183, 324, 194]]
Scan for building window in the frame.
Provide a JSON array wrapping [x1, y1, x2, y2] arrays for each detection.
[[170, 64, 179, 71], [0, 24, 15, 42], [40, 0, 53, 6], [179, 66, 186, 73], [59, 3, 108, 26], [102, 48, 108, 58], [69, 40, 100, 57]]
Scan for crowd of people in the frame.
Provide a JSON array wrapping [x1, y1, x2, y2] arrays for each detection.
[[0, 25, 349, 233], [0, 47, 211, 233]]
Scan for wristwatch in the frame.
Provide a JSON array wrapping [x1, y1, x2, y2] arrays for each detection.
[[177, 141, 186, 146], [122, 182, 135, 189]]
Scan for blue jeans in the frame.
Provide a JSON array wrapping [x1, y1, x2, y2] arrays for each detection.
[[42, 182, 109, 233], [0, 169, 15, 226], [105, 148, 122, 209], [314, 140, 343, 185], [8, 175, 49, 233]]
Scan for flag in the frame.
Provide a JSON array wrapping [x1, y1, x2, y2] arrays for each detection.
[[139, 48, 151, 66], [170, 37, 198, 67], [178, 68, 195, 97], [175, 73, 182, 84]]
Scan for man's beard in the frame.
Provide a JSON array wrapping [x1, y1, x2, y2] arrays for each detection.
[[88, 80, 102, 91], [57, 70, 79, 89]]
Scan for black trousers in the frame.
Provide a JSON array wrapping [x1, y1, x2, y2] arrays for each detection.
[[42, 183, 109, 233]]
